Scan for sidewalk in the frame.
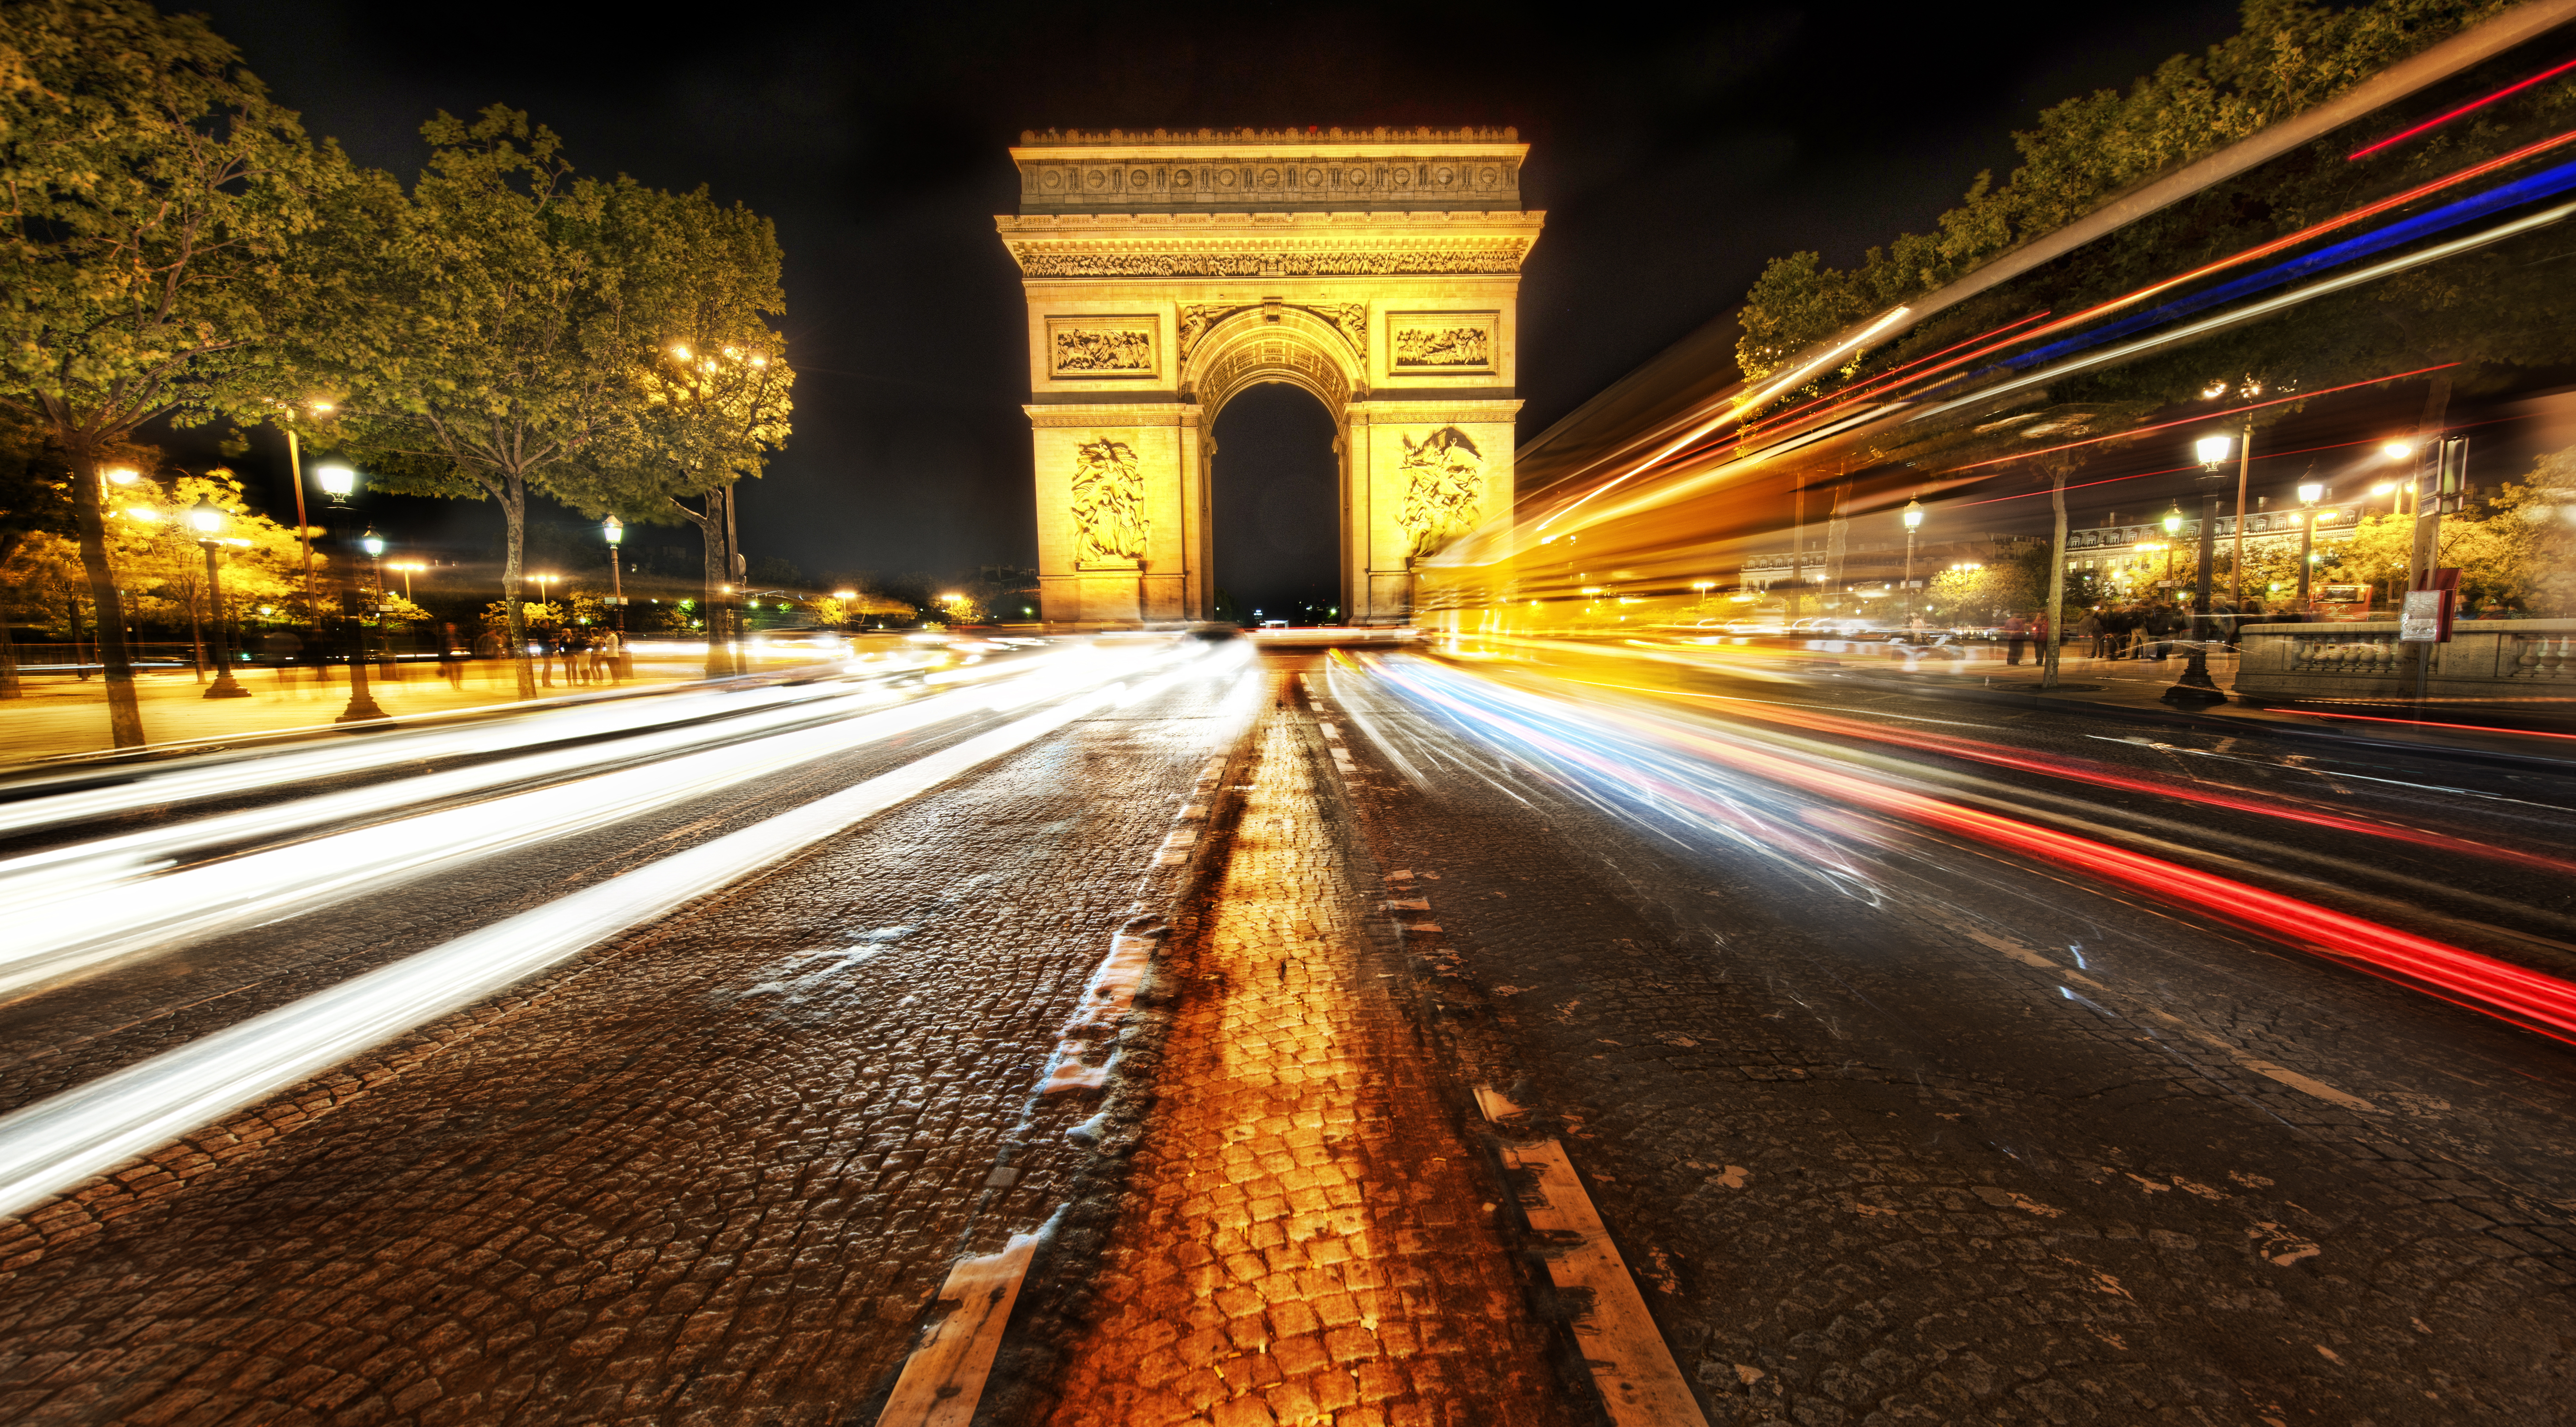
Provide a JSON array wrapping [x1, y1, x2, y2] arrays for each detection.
[[0, 647, 766, 766]]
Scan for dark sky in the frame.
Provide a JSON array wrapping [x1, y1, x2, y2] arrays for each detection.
[[202, 0, 2246, 609]]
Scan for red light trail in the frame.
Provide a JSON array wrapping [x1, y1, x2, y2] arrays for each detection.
[[2349, 56, 2576, 160]]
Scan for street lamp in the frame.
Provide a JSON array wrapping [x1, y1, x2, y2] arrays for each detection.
[[2294, 481, 2325, 607], [602, 516, 626, 632], [1900, 498, 1924, 619], [2165, 431, 2239, 705], [186, 500, 252, 699], [317, 473, 387, 723], [1691, 579, 1715, 610], [387, 560, 426, 601]]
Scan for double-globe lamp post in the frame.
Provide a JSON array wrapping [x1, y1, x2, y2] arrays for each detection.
[[185, 499, 253, 699], [313, 462, 385, 723], [2163, 432, 2238, 705]]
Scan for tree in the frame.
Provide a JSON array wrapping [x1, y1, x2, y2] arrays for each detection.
[[322, 108, 649, 697], [554, 184, 793, 679], [1734, 0, 2514, 382], [0, 0, 345, 743]]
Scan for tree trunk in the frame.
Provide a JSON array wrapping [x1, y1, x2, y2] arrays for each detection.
[[722, 484, 744, 676], [68, 450, 146, 745], [0, 530, 22, 699], [2040, 469, 2070, 689], [500, 472, 536, 699], [671, 491, 729, 680]]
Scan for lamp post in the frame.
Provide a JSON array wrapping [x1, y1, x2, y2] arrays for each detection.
[[603, 516, 627, 632], [186, 500, 253, 699], [277, 401, 332, 633], [1691, 580, 1714, 612], [2295, 480, 2324, 607], [2161, 505, 2184, 586], [1900, 498, 1924, 621], [2164, 434, 2234, 705], [312, 464, 384, 723], [387, 561, 426, 601]]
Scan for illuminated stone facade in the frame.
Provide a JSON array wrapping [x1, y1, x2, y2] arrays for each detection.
[[1000, 127, 1543, 625]]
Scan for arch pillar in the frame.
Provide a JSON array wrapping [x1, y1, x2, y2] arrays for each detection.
[[1028, 401, 1205, 624]]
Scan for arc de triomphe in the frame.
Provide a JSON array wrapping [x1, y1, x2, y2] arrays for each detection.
[[998, 127, 1543, 625]]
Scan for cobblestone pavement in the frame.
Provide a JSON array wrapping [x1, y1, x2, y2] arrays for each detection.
[[0, 663, 1253, 1426], [1311, 654, 2576, 1427], [1042, 674, 1575, 1427]]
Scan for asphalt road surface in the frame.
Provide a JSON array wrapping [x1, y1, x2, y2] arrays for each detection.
[[0, 638, 2570, 1426]]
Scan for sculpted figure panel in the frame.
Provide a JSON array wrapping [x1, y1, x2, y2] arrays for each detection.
[[1048, 318, 1156, 378], [1071, 438, 1150, 565], [1397, 427, 1485, 562], [1391, 316, 1495, 372]]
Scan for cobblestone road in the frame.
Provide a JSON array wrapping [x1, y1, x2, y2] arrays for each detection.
[[6, 641, 2574, 1427], [0, 662, 1254, 1426], [1311, 653, 2576, 1427]]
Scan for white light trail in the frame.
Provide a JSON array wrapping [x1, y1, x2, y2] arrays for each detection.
[[1904, 198, 2576, 424], [0, 682, 912, 895], [0, 648, 1250, 1220], [0, 681, 834, 838], [0, 644, 1184, 999]]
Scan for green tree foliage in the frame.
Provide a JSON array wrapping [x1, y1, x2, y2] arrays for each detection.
[[314, 108, 647, 696], [1734, 0, 2515, 382], [570, 186, 794, 679], [319, 115, 793, 691], [0, 0, 346, 742]]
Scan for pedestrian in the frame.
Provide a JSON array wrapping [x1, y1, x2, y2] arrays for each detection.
[[2076, 609, 2103, 658], [2146, 603, 2180, 660], [2004, 612, 2029, 666], [600, 626, 625, 684], [438, 622, 466, 691]]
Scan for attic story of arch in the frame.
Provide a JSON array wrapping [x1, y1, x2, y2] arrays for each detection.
[[999, 128, 1543, 625]]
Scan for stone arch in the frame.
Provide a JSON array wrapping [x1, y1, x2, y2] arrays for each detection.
[[1000, 128, 1542, 626], [1183, 306, 1363, 419]]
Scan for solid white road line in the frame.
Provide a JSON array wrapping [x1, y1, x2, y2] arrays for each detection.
[[873, 1232, 1041, 1427], [1475, 1086, 1710, 1427], [0, 666, 1205, 1220]]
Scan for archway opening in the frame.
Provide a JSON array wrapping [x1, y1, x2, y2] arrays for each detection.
[[1211, 383, 1341, 626]]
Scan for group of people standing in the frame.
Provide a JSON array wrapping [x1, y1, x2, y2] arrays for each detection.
[[2076, 604, 2192, 661], [540, 625, 625, 687], [452, 623, 626, 689], [1998, 605, 2194, 665]]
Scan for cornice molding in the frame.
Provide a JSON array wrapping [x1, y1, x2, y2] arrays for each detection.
[[1018, 126, 1520, 147]]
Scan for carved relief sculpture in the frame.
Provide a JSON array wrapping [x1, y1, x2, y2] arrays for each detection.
[[1048, 317, 1157, 378], [1396, 427, 1485, 562], [1071, 438, 1150, 565], [1391, 318, 1495, 371]]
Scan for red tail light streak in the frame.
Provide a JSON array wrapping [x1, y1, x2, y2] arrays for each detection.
[[1357, 655, 2576, 1048]]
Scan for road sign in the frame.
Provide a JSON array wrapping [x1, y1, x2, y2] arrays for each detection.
[[2399, 588, 2452, 642]]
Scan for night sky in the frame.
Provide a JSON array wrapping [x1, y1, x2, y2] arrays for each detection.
[[201, 0, 2247, 612]]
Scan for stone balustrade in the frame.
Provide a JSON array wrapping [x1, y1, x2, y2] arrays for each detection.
[[2233, 618, 2576, 707]]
